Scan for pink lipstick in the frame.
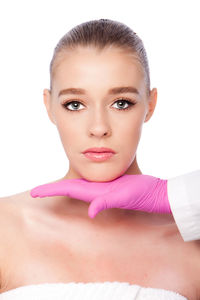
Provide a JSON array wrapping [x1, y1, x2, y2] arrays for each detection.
[[82, 147, 116, 162]]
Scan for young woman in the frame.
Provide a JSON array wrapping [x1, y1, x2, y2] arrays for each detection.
[[0, 18, 199, 300]]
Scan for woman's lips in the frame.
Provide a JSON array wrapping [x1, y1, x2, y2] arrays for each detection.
[[83, 152, 115, 162], [82, 147, 116, 154]]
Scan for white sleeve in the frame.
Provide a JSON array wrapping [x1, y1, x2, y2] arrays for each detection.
[[167, 169, 200, 242]]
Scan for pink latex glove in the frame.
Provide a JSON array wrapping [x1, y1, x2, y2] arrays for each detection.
[[30, 174, 172, 218]]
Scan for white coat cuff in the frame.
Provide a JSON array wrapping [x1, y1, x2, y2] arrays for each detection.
[[167, 170, 200, 242]]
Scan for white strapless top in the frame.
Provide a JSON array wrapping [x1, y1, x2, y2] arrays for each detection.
[[0, 282, 188, 299]]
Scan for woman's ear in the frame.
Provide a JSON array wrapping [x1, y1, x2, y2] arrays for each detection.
[[144, 88, 157, 122], [43, 88, 56, 125]]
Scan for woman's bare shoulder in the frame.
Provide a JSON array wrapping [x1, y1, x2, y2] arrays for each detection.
[[0, 193, 28, 292], [0, 191, 31, 252], [0, 195, 15, 219], [0, 192, 25, 212], [0, 196, 17, 286], [0, 191, 30, 232]]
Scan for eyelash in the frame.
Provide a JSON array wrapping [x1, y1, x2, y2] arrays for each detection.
[[62, 97, 137, 112]]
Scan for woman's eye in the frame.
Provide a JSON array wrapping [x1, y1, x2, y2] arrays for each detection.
[[112, 99, 136, 111], [62, 101, 84, 111], [62, 98, 136, 112]]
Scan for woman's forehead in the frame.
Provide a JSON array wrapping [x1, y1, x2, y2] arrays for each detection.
[[51, 47, 146, 96], [53, 46, 142, 73], [54, 52, 144, 81]]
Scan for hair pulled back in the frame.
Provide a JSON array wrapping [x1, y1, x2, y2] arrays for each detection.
[[49, 18, 151, 97]]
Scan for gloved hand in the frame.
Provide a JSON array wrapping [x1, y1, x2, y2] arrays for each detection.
[[30, 174, 172, 218]]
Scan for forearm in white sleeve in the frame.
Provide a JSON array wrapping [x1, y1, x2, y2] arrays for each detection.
[[167, 169, 200, 242]]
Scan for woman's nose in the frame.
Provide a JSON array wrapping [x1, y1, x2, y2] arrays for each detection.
[[89, 124, 111, 137], [88, 110, 111, 137]]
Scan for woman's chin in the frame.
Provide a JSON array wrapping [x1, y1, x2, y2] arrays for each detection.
[[77, 172, 125, 183]]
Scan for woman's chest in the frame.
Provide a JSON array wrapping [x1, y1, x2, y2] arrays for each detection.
[[1, 213, 199, 300]]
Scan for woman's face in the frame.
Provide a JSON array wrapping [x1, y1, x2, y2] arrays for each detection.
[[44, 46, 157, 182]]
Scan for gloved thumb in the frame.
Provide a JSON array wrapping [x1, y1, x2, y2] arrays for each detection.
[[88, 195, 108, 219]]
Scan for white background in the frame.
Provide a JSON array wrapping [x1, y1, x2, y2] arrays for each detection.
[[0, 0, 199, 197]]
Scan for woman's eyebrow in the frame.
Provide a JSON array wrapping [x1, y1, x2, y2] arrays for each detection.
[[58, 86, 139, 97]]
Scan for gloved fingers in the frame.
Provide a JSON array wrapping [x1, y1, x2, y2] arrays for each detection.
[[30, 178, 101, 202], [30, 180, 70, 197], [88, 195, 109, 218], [88, 189, 132, 218]]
